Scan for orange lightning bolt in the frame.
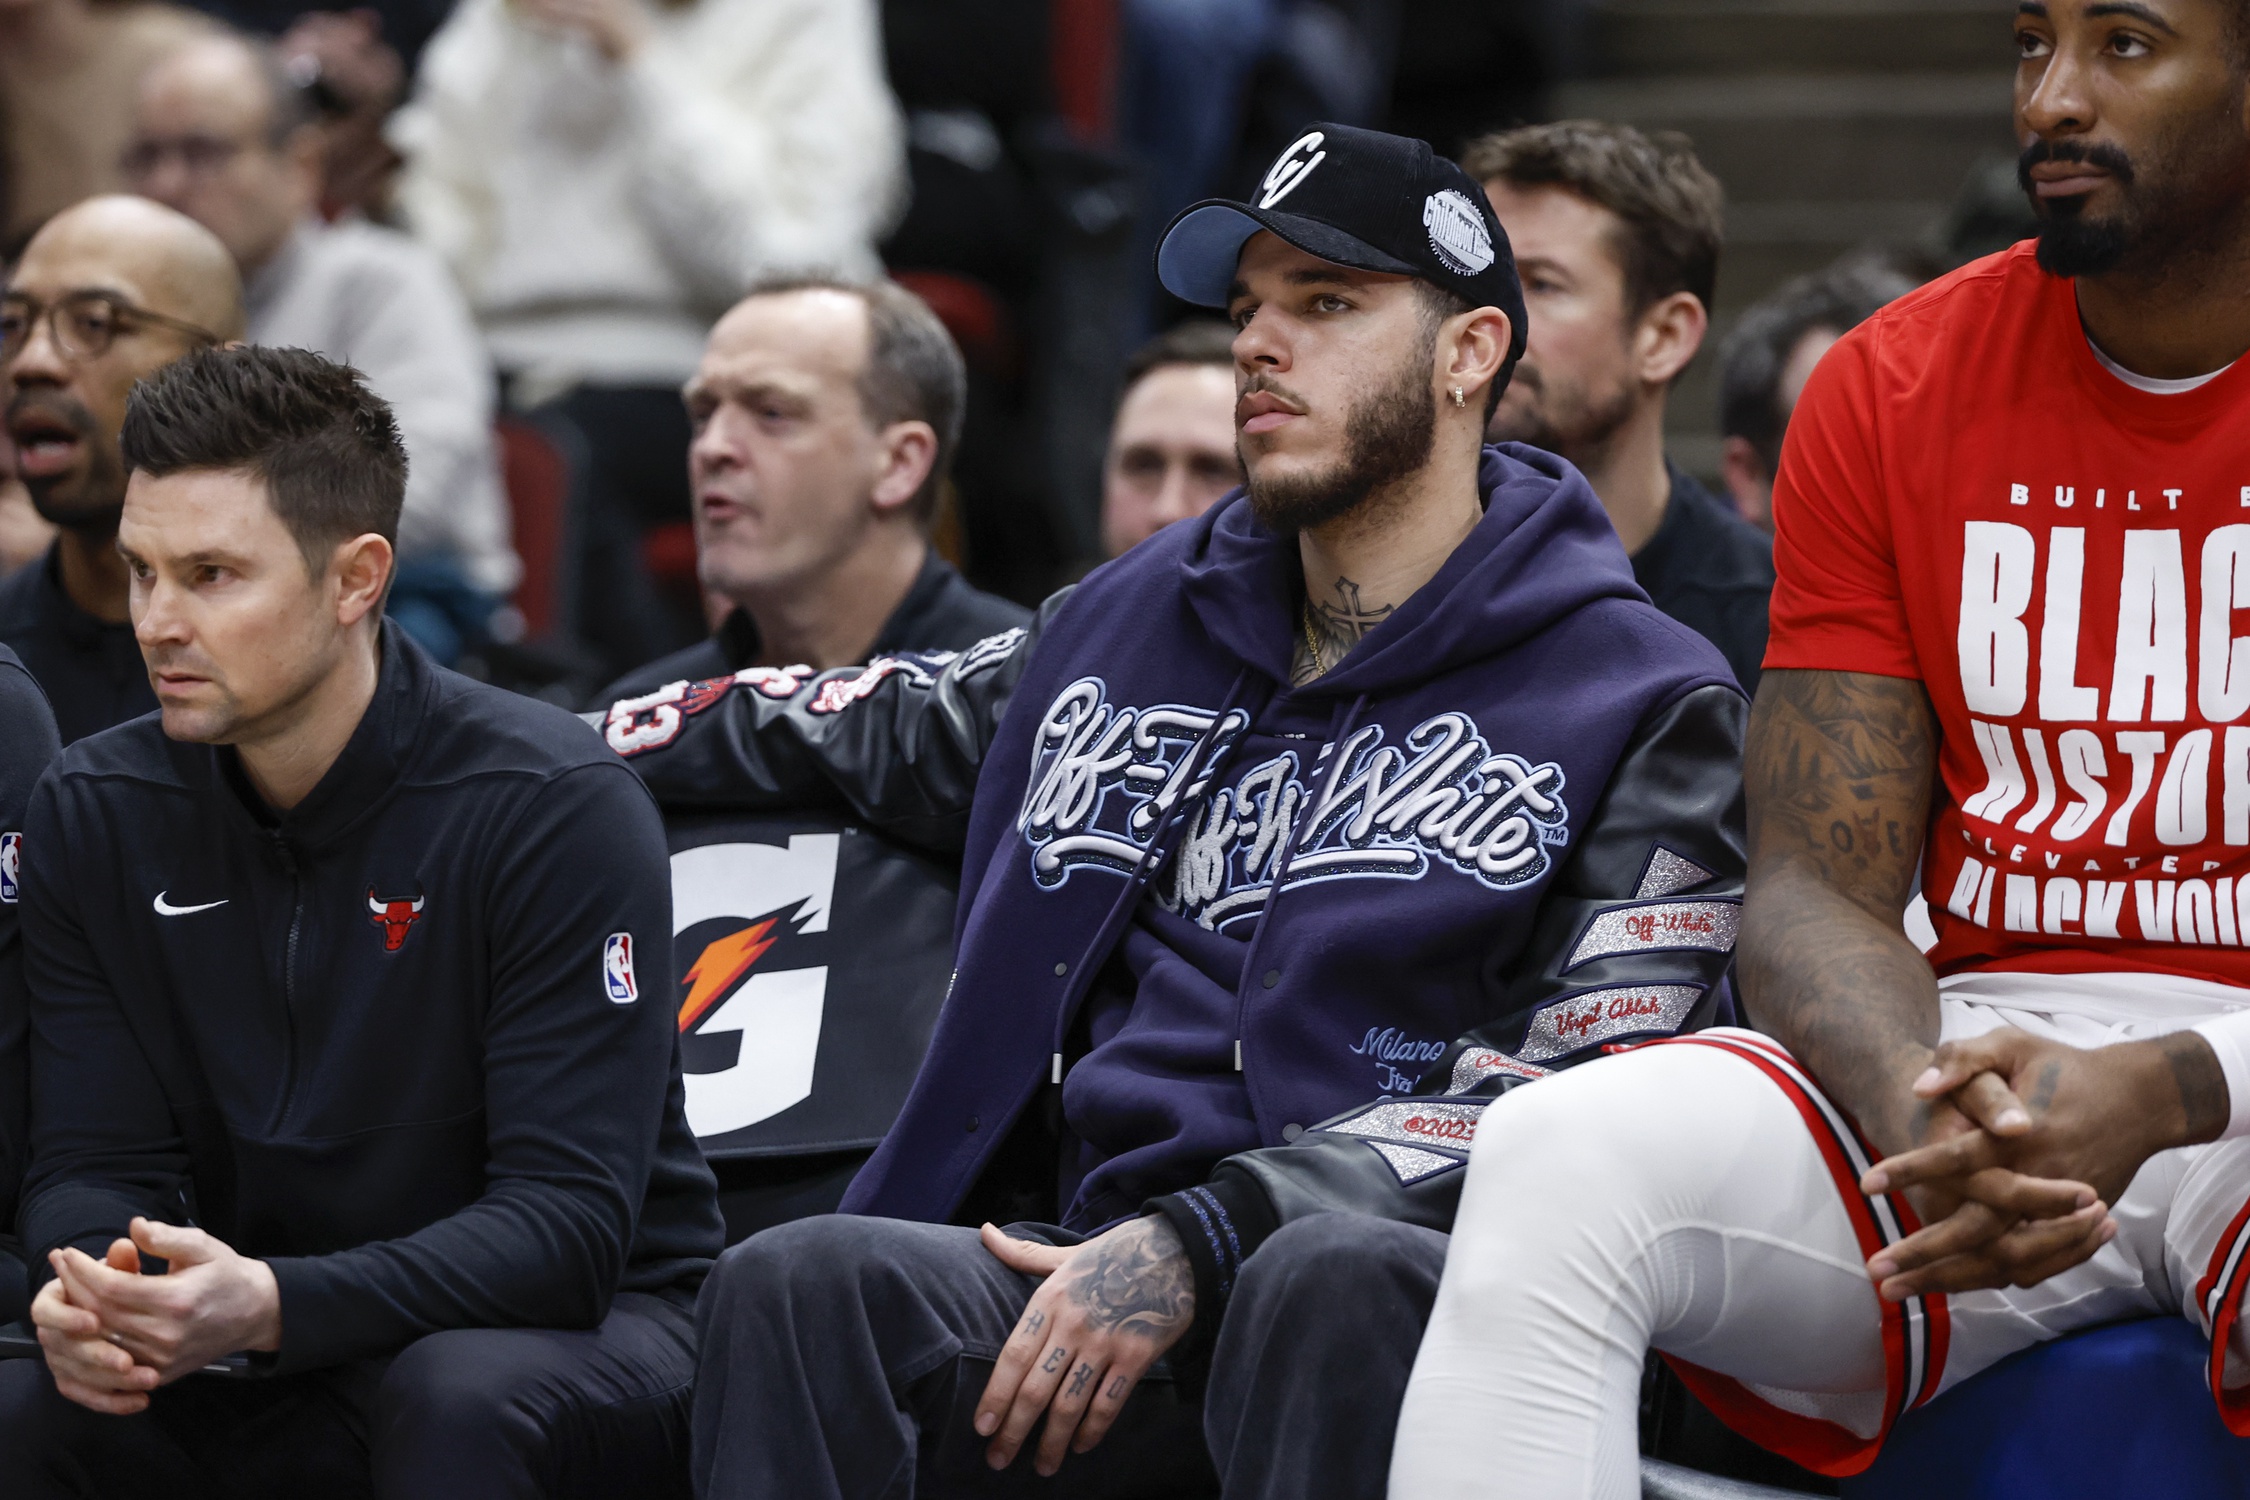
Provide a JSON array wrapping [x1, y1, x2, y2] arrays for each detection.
[[677, 919, 779, 1034]]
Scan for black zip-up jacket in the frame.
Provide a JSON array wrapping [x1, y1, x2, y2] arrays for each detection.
[[22, 628, 720, 1374], [0, 646, 61, 1322]]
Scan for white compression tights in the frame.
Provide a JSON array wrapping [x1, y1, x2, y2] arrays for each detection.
[[1387, 1040, 1888, 1500]]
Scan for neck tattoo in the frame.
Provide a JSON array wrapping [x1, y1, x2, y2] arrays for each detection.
[[1291, 575, 1395, 687]]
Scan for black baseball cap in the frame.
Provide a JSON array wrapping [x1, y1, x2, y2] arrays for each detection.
[[1156, 122, 1528, 367]]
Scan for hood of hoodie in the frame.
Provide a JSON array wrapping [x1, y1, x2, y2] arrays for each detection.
[[1177, 443, 1648, 695]]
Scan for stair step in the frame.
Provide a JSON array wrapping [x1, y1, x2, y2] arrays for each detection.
[[1595, 0, 2016, 77], [1553, 72, 2013, 203]]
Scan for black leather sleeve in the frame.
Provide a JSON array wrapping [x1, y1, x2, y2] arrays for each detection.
[[588, 592, 1068, 856], [1148, 683, 1748, 1347]]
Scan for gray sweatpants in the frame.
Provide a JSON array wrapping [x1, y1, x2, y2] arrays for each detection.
[[690, 1212, 1449, 1500]]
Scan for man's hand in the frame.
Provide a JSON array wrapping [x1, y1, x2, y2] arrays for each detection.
[[972, 1215, 1196, 1476], [30, 1238, 160, 1414], [43, 1219, 283, 1394], [1857, 1027, 2228, 1299]]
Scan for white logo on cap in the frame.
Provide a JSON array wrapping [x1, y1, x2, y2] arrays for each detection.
[[1423, 189, 1495, 276], [1259, 131, 1327, 209]]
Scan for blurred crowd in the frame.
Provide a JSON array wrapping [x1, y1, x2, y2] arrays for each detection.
[[2, 0, 2023, 735]]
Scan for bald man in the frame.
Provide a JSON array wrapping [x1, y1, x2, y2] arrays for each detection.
[[0, 196, 242, 744], [129, 36, 516, 663]]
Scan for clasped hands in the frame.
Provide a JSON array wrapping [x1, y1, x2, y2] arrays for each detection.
[[1855, 1026, 2211, 1302], [30, 1217, 282, 1415]]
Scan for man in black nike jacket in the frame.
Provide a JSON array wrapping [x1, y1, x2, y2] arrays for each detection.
[[0, 345, 721, 1498]]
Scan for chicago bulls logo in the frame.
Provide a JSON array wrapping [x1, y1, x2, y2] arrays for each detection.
[[367, 889, 426, 952]]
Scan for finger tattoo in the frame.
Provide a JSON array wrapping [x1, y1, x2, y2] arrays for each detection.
[[1022, 1309, 1045, 1337], [1042, 1345, 1067, 1373], [1068, 1362, 1095, 1398], [1105, 1374, 1129, 1402]]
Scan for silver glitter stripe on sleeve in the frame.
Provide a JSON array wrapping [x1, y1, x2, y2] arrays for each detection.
[[1565, 898, 1740, 969], [1635, 846, 1717, 900], [1445, 1048, 1552, 1095], [1318, 1099, 1485, 1152], [1367, 1143, 1462, 1185], [1515, 984, 1703, 1063]]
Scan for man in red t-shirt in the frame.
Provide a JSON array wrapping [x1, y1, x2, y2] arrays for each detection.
[[1381, 0, 2250, 1490]]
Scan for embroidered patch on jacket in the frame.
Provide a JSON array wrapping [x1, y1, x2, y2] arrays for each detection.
[[1320, 1097, 1483, 1148], [1516, 984, 1704, 1062], [1017, 678, 1571, 927], [1444, 1047, 1552, 1095], [1367, 1142, 1461, 1185], [1564, 898, 1740, 969], [1634, 846, 1717, 900]]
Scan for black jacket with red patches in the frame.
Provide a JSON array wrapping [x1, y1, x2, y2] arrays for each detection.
[[18, 628, 719, 1374]]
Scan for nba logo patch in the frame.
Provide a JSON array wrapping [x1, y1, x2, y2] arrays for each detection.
[[603, 932, 638, 1003], [0, 833, 18, 904]]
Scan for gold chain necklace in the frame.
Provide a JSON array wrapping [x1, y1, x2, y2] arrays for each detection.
[[1300, 602, 1326, 672]]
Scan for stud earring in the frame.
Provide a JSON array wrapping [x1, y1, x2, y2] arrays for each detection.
[[1450, 386, 1465, 408]]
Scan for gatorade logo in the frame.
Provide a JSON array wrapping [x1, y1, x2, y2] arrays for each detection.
[[1260, 131, 1327, 209]]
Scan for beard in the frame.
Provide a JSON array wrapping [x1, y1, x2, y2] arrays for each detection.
[[2021, 138, 2142, 276], [6, 389, 125, 533], [1244, 348, 1436, 535], [1485, 357, 1637, 467], [2020, 103, 2250, 280]]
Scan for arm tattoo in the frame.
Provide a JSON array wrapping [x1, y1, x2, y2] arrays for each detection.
[[2160, 1031, 2231, 1144], [1042, 1346, 1067, 1374], [1738, 669, 1944, 1153], [1291, 577, 1396, 686], [1060, 1216, 1195, 1341], [1067, 1363, 1095, 1399]]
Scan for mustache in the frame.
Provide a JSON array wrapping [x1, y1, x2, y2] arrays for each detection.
[[1237, 373, 1310, 416], [2018, 138, 2137, 192], [4, 387, 98, 439]]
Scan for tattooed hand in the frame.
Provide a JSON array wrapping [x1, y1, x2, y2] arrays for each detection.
[[1850, 1025, 2228, 1300], [972, 1216, 1196, 1476]]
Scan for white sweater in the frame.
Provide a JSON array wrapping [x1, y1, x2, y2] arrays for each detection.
[[390, 0, 906, 394]]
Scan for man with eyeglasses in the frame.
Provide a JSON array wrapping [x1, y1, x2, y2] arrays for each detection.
[[128, 33, 518, 665], [0, 195, 243, 744]]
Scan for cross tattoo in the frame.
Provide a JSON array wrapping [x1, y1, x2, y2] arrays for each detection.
[[1311, 576, 1395, 644]]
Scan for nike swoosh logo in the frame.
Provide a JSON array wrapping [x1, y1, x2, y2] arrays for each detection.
[[153, 891, 228, 917]]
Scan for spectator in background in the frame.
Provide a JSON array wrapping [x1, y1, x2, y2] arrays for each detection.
[[0, 196, 242, 743], [601, 277, 1025, 703], [0, 0, 214, 252], [274, 10, 410, 221], [391, 0, 906, 681], [1463, 121, 1775, 696], [1717, 254, 1920, 532], [1100, 319, 1239, 557], [129, 31, 519, 664]]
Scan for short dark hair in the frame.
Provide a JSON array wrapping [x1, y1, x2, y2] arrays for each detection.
[[1717, 254, 1921, 472], [1461, 120, 1724, 316], [738, 275, 966, 526], [120, 344, 406, 574], [1121, 319, 1236, 396]]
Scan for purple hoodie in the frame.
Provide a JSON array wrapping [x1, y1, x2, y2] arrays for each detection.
[[840, 445, 1738, 1229]]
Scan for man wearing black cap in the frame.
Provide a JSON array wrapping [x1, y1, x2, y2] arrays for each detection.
[[637, 124, 1748, 1499]]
